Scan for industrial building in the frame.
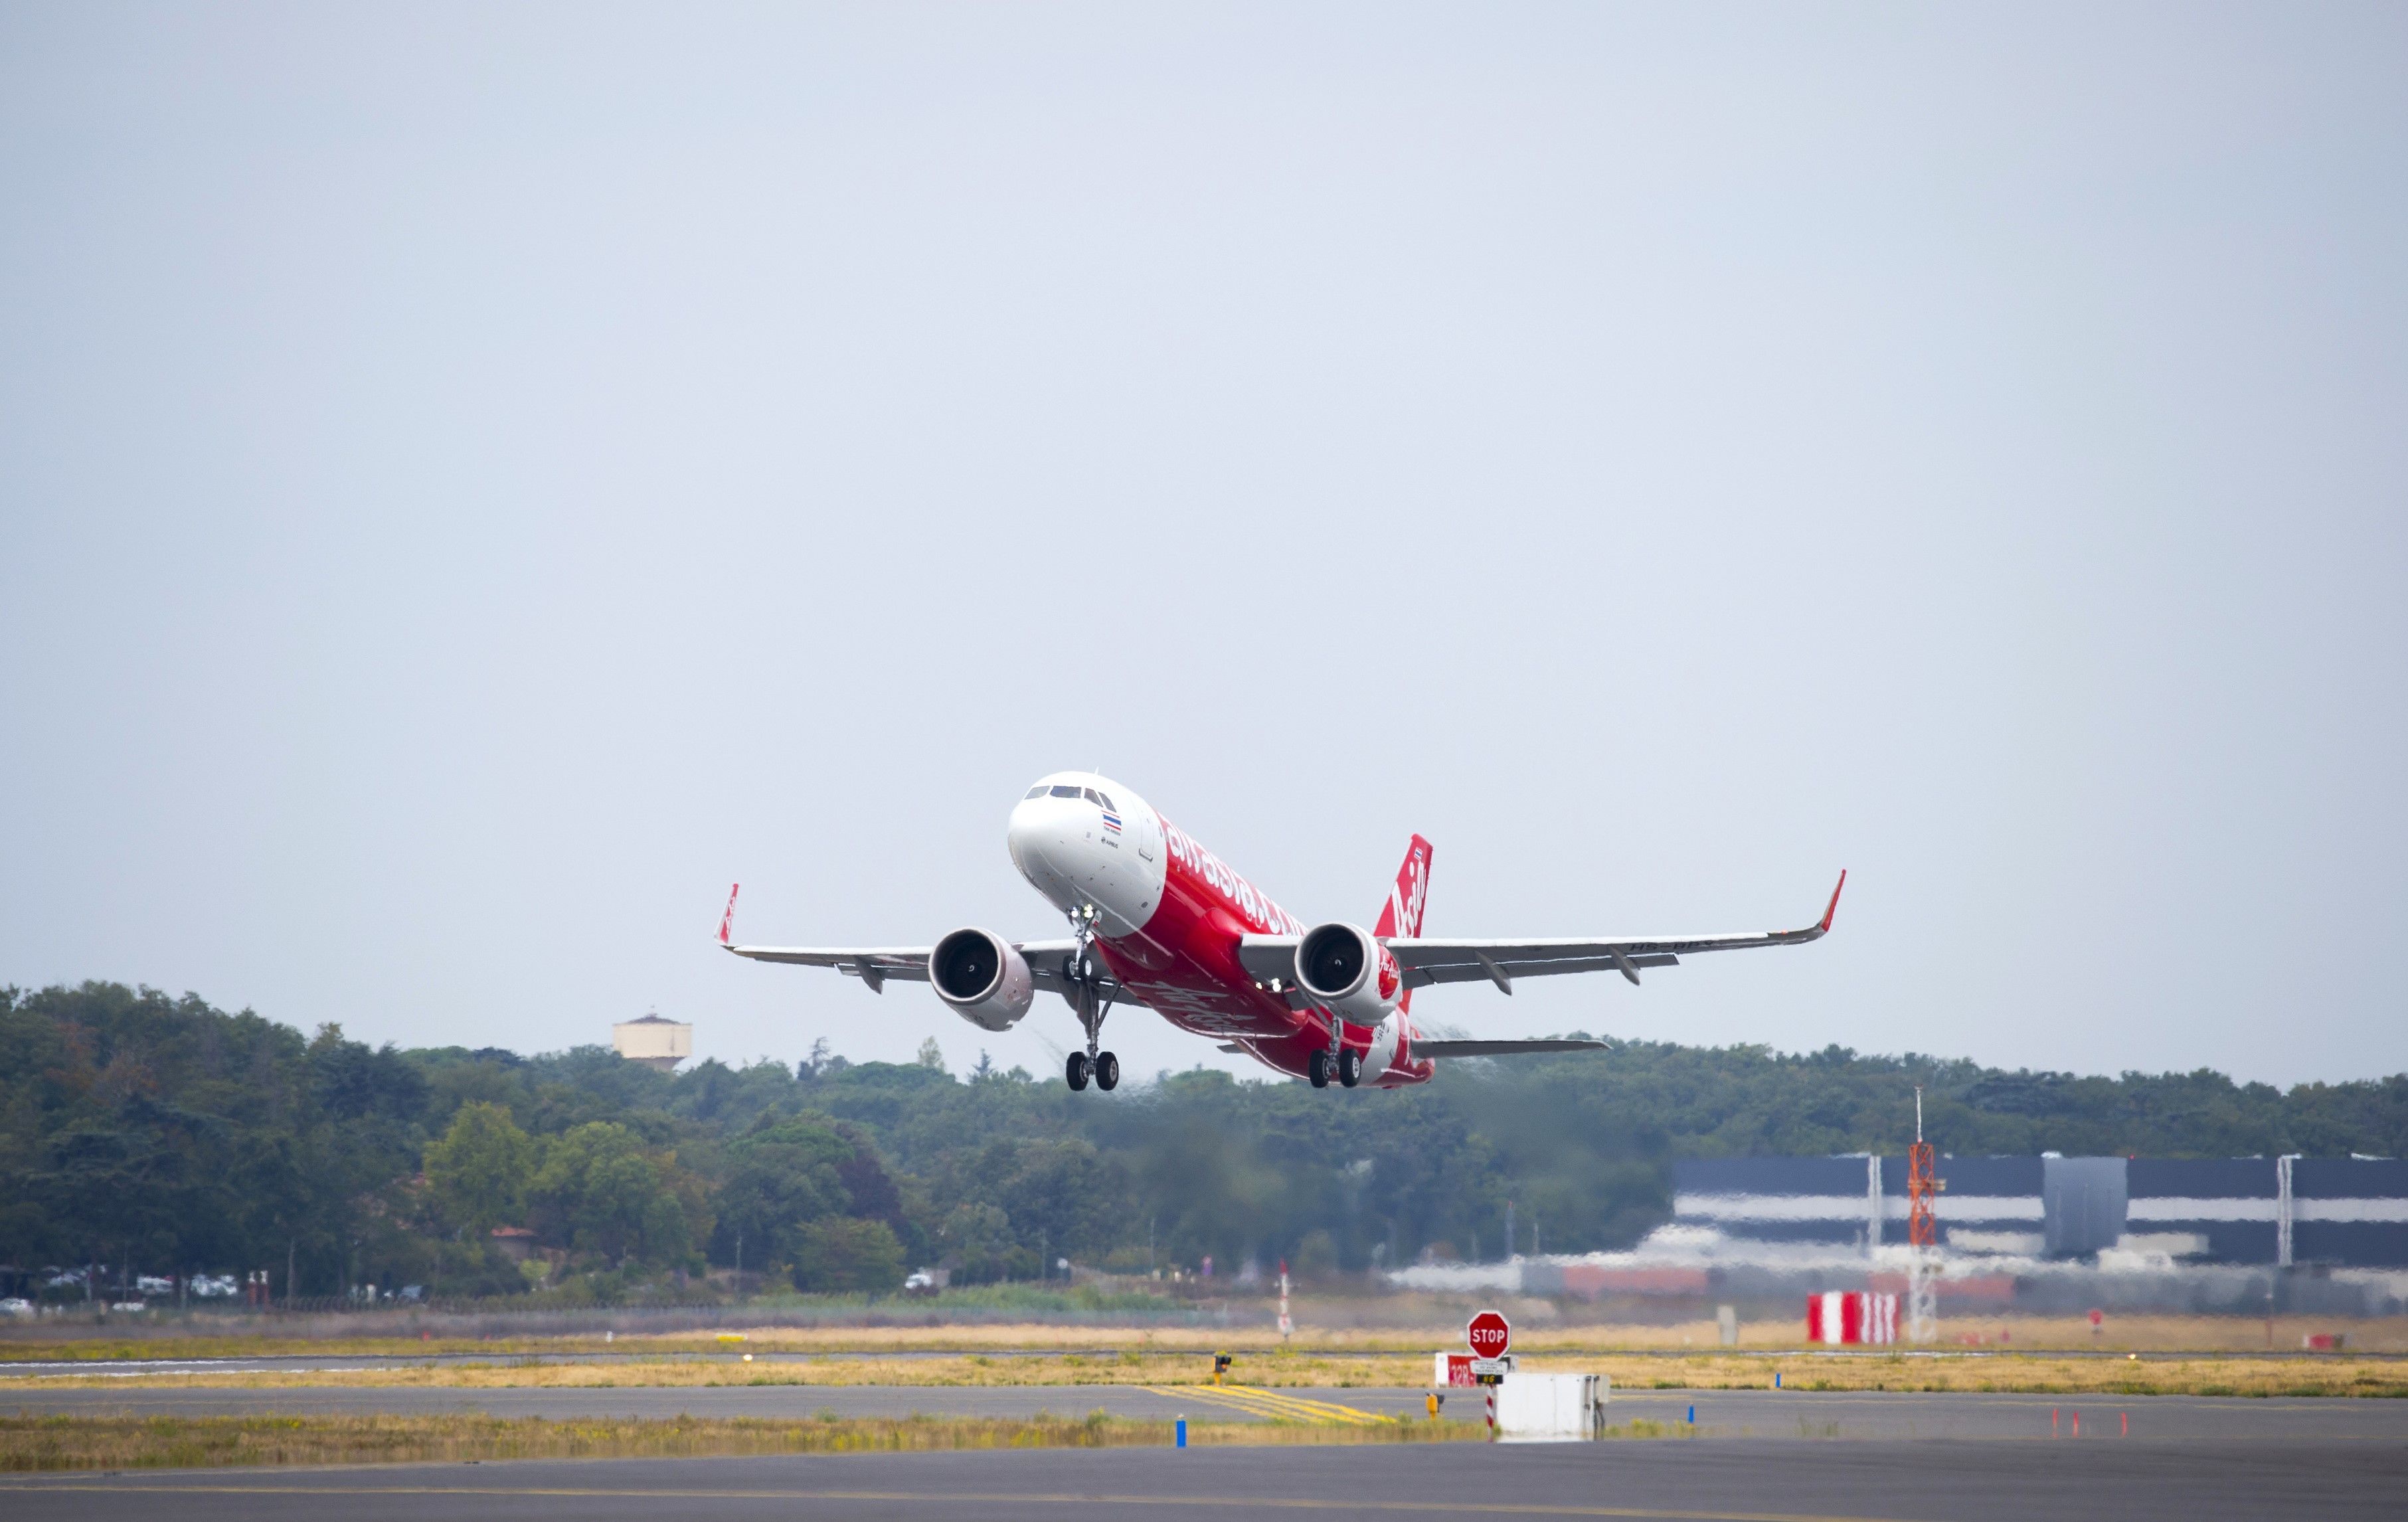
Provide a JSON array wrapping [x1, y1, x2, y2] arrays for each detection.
[[1671, 1153, 2408, 1268], [1389, 1154, 2408, 1317]]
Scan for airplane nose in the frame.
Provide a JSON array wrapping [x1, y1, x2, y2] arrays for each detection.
[[1007, 794, 1063, 882]]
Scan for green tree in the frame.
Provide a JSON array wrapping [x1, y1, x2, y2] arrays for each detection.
[[791, 1217, 905, 1292], [528, 1122, 695, 1267], [423, 1102, 538, 1234]]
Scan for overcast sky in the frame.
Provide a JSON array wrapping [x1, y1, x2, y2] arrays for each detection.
[[3, 4, 2403, 1089]]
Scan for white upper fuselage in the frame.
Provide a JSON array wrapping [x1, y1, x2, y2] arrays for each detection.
[[1006, 772, 1172, 936]]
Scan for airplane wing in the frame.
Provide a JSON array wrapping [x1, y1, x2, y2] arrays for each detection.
[[722, 938, 1139, 1004], [1416, 1039, 1608, 1057], [1236, 872, 1844, 995]]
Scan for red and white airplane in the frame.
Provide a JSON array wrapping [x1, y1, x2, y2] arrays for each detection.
[[721, 772, 1843, 1093]]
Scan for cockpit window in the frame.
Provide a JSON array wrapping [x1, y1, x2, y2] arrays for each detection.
[[1096, 791, 1116, 812], [1081, 788, 1103, 805], [1024, 786, 1048, 800], [1049, 784, 1081, 798]]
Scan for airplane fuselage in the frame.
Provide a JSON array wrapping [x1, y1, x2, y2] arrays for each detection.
[[1007, 772, 1436, 1086]]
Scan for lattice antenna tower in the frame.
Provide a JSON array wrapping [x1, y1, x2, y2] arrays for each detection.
[[1906, 1086, 1943, 1342]]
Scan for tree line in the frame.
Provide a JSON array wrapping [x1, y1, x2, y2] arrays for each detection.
[[3, 981, 2403, 1302]]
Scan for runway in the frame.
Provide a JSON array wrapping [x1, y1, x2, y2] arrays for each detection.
[[12, 1383, 2408, 1440], [5, 1437, 2405, 1521]]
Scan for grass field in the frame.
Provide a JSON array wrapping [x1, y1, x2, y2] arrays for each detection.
[[4, 1349, 2405, 1398], [5, 1315, 2405, 1401], [7, 1311, 2404, 1361], [0, 1410, 1494, 1472]]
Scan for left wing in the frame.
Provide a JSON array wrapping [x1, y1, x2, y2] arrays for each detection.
[[1238, 872, 1844, 996], [1416, 1039, 1608, 1057]]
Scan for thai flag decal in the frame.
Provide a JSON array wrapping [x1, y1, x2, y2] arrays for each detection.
[[1101, 810, 1122, 834]]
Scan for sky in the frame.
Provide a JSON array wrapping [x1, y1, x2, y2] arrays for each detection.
[[2, 3, 2403, 1089]]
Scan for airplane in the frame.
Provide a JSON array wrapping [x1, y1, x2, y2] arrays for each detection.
[[720, 771, 1844, 1093]]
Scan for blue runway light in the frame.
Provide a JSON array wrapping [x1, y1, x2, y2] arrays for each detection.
[[1176, 1416, 1186, 1448]]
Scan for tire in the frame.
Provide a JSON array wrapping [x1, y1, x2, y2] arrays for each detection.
[[1307, 1049, 1331, 1089], [1094, 1051, 1120, 1091], [1337, 1047, 1361, 1088], [1066, 1052, 1090, 1092]]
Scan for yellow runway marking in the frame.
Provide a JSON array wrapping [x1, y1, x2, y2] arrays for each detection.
[[1150, 1385, 1395, 1426], [0, 1481, 1927, 1521]]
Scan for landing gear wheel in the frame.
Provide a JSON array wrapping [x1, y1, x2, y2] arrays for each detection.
[[1307, 1049, 1332, 1089], [1094, 1051, 1120, 1091], [1066, 1052, 1091, 1091], [1337, 1048, 1361, 1088]]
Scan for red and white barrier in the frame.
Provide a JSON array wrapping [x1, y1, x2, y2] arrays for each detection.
[[1806, 1291, 1897, 1345]]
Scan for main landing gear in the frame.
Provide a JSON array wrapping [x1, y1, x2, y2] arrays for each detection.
[[1064, 903, 1117, 1093], [1307, 1016, 1362, 1090], [1067, 1049, 1119, 1092]]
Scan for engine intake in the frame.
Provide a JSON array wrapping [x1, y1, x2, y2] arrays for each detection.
[[930, 927, 1034, 1032], [1295, 921, 1402, 1024]]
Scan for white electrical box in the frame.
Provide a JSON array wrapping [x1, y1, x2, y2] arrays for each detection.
[[1494, 1373, 1608, 1442]]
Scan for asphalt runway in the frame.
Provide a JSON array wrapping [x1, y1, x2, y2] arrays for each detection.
[[6, 1438, 2406, 1521], [11, 1383, 2408, 1442]]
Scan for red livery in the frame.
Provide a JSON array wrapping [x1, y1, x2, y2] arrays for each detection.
[[724, 772, 1843, 1092]]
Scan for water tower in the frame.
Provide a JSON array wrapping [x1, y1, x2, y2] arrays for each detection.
[[612, 1012, 692, 1072]]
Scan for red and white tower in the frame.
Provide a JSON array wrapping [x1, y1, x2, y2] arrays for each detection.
[[1906, 1086, 1943, 1342]]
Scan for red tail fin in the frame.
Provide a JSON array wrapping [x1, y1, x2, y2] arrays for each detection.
[[1373, 836, 1433, 1013]]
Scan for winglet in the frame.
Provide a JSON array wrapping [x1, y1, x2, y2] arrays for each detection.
[[1818, 870, 1847, 934], [718, 883, 740, 946]]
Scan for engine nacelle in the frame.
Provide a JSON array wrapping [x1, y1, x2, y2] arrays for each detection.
[[930, 927, 1035, 1032], [1294, 921, 1403, 1025]]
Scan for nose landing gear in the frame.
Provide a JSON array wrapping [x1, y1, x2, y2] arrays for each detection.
[[1064, 904, 1118, 1093]]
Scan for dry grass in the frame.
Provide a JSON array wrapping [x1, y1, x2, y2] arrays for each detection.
[[1567, 1353, 2408, 1399], [6, 1347, 2405, 1398], [0, 1410, 1483, 1472], [0, 1351, 1415, 1392], [9, 1314, 2407, 1403], [12, 1311, 2407, 1362]]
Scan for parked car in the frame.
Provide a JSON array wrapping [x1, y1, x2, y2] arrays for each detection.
[[0, 1297, 33, 1317]]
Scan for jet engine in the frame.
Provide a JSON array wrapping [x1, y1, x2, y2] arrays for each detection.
[[930, 927, 1035, 1032], [1294, 921, 1403, 1024]]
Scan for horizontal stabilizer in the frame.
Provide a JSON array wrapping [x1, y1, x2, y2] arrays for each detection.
[[1415, 1039, 1608, 1058]]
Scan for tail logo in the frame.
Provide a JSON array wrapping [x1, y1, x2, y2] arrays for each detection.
[[1378, 838, 1432, 940], [718, 883, 740, 946]]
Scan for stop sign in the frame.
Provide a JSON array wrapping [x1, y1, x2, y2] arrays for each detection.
[[1467, 1310, 1511, 1359]]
